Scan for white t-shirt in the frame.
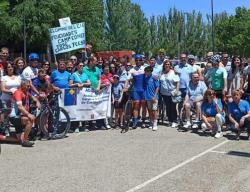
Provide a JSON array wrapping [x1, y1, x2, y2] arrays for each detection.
[[160, 70, 180, 96], [0, 75, 21, 101], [21, 66, 38, 80]]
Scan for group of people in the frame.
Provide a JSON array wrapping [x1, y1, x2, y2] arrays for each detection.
[[0, 46, 250, 147]]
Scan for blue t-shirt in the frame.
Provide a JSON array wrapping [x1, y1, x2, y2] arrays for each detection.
[[70, 72, 88, 84], [144, 75, 160, 100], [201, 99, 224, 117], [50, 70, 71, 89], [112, 83, 123, 101], [228, 100, 250, 121], [187, 81, 207, 101], [174, 63, 194, 89]]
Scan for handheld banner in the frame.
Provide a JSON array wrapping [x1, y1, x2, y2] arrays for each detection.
[[58, 87, 111, 121], [49, 22, 85, 54]]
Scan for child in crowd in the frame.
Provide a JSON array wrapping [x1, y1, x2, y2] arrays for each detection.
[[112, 75, 124, 128], [143, 66, 160, 131]]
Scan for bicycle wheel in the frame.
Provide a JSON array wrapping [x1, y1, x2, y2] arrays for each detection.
[[39, 107, 71, 139], [122, 100, 133, 132]]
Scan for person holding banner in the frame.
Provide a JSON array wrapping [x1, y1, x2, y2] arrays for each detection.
[[83, 56, 101, 91], [68, 62, 91, 133], [50, 59, 71, 90]]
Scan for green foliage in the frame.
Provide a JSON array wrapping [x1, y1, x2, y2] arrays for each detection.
[[0, 0, 249, 58]]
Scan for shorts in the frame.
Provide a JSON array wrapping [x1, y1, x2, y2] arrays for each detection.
[[114, 101, 124, 109], [132, 91, 144, 101], [180, 88, 187, 99], [9, 117, 25, 134], [146, 100, 158, 111]]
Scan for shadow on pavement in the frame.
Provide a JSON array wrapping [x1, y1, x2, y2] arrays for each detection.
[[227, 151, 250, 158]]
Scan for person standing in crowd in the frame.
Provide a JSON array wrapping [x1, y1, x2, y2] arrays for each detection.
[[110, 63, 117, 76], [227, 56, 244, 100], [205, 54, 227, 100], [183, 72, 207, 128], [83, 56, 108, 130], [118, 62, 132, 86], [21, 53, 40, 95], [228, 90, 250, 140], [243, 61, 250, 102], [83, 56, 101, 91], [0, 47, 10, 69], [69, 62, 90, 89], [1, 62, 21, 107], [100, 65, 113, 129], [149, 57, 162, 79], [80, 43, 93, 64], [187, 54, 202, 78], [201, 89, 225, 138], [174, 53, 194, 99], [101, 65, 113, 87], [160, 59, 180, 128], [156, 49, 166, 65], [69, 62, 91, 133], [125, 54, 146, 129], [112, 75, 124, 128], [50, 59, 71, 90], [41, 60, 52, 77], [0, 62, 21, 136], [221, 52, 231, 72], [66, 60, 74, 74], [144, 66, 160, 131], [14, 57, 26, 75]]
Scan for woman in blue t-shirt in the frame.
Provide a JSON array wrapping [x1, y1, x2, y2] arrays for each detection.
[[228, 89, 250, 140], [201, 89, 225, 138], [69, 62, 91, 88]]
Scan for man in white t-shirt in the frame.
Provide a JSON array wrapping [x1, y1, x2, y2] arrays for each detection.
[[21, 53, 40, 95]]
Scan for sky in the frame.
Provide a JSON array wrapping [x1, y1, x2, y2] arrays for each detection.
[[132, 0, 250, 18]]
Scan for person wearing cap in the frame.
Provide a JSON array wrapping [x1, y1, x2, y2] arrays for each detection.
[[21, 53, 40, 95], [205, 54, 227, 100], [125, 54, 146, 129]]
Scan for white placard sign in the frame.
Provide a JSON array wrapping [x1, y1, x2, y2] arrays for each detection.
[[49, 22, 86, 54], [59, 87, 111, 121], [59, 17, 72, 27]]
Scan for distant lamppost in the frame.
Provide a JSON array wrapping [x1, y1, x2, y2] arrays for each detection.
[[211, 0, 215, 53]]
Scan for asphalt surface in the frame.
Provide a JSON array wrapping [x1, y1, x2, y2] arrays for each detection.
[[0, 126, 250, 192]]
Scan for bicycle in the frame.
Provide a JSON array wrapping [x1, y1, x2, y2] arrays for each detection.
[[37, 91, 71, 139], [121, 88, 133, 133]]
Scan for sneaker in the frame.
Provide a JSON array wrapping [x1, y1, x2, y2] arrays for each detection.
[[192, 124, 199, 129], [74, 128, 80, 133], [201, 123, 207, 131], [214, 132, 223, 138], [21, 140, 34, 147], [171, 122, 178, 128], [106, 124, 111, 129], [141, 123, 146, 129], [183, 121, 191, 129], [152, 125, 158, 131]]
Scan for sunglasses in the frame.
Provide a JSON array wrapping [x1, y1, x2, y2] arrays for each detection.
[[70, 58, 77, 61]]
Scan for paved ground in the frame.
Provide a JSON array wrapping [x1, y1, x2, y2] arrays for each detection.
[[0, 126, 250, 192]]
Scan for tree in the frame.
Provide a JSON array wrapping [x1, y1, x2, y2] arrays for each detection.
[[68, 0, 104, 51]]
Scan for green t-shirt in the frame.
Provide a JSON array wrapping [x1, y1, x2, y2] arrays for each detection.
[[83, 66, 101, 89], [205, 67, 227, 90]]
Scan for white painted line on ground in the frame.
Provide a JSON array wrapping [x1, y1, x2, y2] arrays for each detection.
[[125, 140, 229, 192], [210, 150, 228, 154]]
